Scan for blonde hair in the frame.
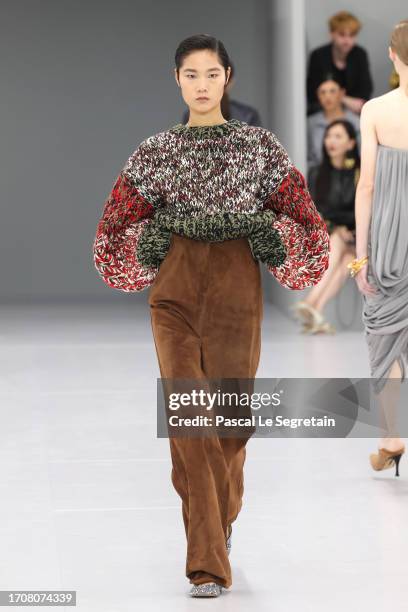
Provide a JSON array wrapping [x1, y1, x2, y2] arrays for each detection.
[[390, 20, 408, 65], [329, 11, 361, 35]]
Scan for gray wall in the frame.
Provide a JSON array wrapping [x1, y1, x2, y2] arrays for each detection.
[[2, 0, 274, 303], [265, 0, 307, 308]]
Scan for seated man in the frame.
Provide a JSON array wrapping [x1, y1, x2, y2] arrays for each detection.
[[307, 75, 360, 169], [307, 10, 373, 116]]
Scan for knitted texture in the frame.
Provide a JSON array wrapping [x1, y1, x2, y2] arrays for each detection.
[[136, 208, 287, 269], [93, 171, 157, 292], [93, 119, 329, 292], [262, 166, 330, 289]]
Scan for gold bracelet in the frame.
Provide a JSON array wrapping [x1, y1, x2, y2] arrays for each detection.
[[347, 255, 368, 278]]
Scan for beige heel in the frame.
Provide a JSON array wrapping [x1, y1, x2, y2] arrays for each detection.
[[369, 446, 405, 477], [308, 320, 336, 334], [290, 301, 314, 324], [292, 302, 335, 334]]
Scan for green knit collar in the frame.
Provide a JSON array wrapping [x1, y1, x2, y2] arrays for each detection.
[[170, 118, 245, 139]]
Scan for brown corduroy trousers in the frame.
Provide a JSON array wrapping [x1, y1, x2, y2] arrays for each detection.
[[148, 233, 263, 589]]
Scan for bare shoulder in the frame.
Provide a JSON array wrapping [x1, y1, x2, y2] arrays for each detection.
[[362, 91, 399, 116]]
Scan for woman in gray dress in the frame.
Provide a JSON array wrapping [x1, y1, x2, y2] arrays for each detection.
[[352, 20, 408, 476]]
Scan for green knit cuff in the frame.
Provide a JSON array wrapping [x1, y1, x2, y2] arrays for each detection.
[[136, 209, 287, 269], [136, 219, 172, 269], [247, 225, 287, 267], [154, 208, 277, 241]]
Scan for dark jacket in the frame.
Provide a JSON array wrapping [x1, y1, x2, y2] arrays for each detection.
[[307, 43, 373, 116], [308, 164, 358, 231]]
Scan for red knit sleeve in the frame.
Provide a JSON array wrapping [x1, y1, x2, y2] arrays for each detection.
[[263, 164, 330, 290], [93, 142, 162, 292]]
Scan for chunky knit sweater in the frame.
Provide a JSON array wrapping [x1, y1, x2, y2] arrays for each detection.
[[93, 119, 330, 292]]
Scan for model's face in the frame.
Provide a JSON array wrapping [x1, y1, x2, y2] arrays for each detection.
[[324, 124, 355, 158], [331, 29, 357, 55], [317, 80, 345, 110], [175, 49, 230, 115]]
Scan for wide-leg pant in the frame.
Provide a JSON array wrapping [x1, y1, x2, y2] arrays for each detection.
[[148, 232, 263, 588]]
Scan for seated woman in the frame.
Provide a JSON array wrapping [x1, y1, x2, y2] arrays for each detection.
[[292, 119, 360, 333], [307, 74, 360, 169]]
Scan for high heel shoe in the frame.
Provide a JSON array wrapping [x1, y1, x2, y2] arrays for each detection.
[[369, 446, 406, 477]]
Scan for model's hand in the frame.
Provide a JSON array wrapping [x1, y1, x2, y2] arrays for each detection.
[[354, 263, 378, 296]]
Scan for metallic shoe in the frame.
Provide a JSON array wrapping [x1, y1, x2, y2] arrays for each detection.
[[226, 524, 232, 556], [290, 301, 315, 326], [291, 302, 335, 334], [188, 526, 231, 597], [189, 582, 223, 597], [369, 446, 405, 477], [308, 320, 336, 334]]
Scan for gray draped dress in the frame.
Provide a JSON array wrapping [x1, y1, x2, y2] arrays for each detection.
[[362, 144, 408, 394]]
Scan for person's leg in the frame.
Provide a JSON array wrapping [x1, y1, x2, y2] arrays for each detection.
[[184, 237, 262, 588], [377, 358, 405, 451], [149, 236, 230, 587], [305, 229, 348, 310], [199, 237, 262, 554], [363, 256, 408, 467], [312, 249, 355, 312], [148, 234, 262, 589]]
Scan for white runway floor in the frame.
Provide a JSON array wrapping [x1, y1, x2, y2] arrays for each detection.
[[1, 301, 407, 611]]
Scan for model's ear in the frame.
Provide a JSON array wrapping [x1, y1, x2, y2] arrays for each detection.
[[174, 68, 180, 87], [388, 46, 396, 62]]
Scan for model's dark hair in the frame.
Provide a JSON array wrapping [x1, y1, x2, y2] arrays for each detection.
[[316, 72, 345, 92], [175, 34, 231, 76], [314, 119, 360, 205]]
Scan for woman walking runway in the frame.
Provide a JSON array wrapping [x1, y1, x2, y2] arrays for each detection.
[[93, 34, 329, 597], [363, 145, 408, 385], [352, 20, 408, 476]]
